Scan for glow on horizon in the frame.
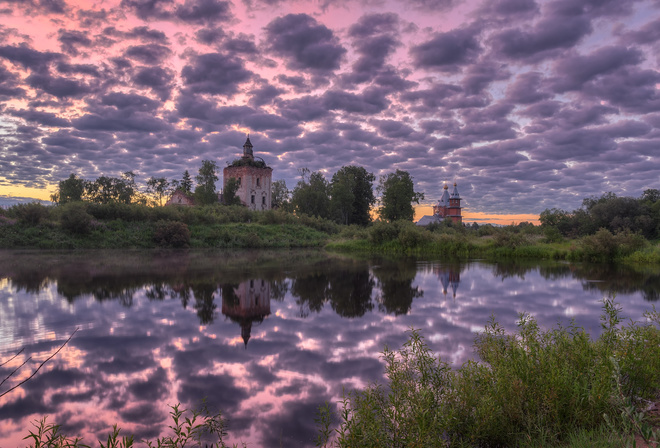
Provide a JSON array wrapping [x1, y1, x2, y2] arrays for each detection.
[[0, 183, 540, 224]]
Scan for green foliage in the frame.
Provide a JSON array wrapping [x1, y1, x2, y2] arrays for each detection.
[[271, 179, 290, 211], [59, 202, 94, 235], [181, 170, 193, 194], [153, 221, 191, 248], [222, 177, 241, 206], [319, 299, 660, 447], [11, 202, 50, 226], [51, 174, 86, 205], [578, 228, 647, 262], [22, 403, 237, 448], [85, 172, 139, 205], [378, 170, 424, 222], [493, 229, 528, 248], [194, 160, 219, 206], [292, 169, 331, 219], [540, 189, 660, 240], [146, 177, 171, 207], [228, 157, 268, 168], [330, 165, 376, 226]]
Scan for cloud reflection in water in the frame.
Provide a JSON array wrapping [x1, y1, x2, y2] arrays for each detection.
[[0, 250, 658, 447]]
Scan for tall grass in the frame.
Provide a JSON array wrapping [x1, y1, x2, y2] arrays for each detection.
[[22, 403, 243, 448], [317, 299, 660, 447]]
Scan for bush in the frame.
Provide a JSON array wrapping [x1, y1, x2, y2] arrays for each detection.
[[11, 203, 50, 226], [153, 220, 190, 248], [397, 223, 432, 249], [59, 202, 94, 234], [318, 299, 660, 447], [543, 225, 563, 243], [493, 229, 528, 248], [580, 228, 647, 262], [368, 220, 401, 244]]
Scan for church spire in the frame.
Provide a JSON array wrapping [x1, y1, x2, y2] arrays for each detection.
[[243, 134, 254, 160]]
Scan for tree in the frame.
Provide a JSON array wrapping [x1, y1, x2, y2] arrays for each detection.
[[194, 160, 219, 205], [181, 170, 193, 194], [223, 177, 242, 205], [146, 177, 171, 206], [330, 165, 376, 226], [51, 174, 86, 205], [271, 179, 290, 211], [291, 168, 330, 219], [641, 189, 660, 204], [378, 170, 424, 222], [84, 171, 138, 204]]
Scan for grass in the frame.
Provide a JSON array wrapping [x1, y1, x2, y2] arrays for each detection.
[[22, 403, 243, 448], [316, 298, 660, 447]]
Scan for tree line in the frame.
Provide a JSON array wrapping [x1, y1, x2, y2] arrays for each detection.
[[540, 189, 660, 239], [51, 161, 424, 226]]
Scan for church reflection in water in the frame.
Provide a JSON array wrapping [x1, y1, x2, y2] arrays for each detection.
[[221, 279, 271, 347], [436, 265, 461, 298]]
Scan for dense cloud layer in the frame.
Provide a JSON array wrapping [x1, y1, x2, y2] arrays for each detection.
[[0, 0, 658, 215]]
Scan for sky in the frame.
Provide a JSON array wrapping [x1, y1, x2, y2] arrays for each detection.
[[0, 0, 658, 223]]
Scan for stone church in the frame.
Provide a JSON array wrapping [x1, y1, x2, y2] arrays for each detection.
[[223, 136, 273, 211]]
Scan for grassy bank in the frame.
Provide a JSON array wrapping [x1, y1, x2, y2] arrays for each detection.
[[2, 202, 659, 264], [327, 220, 659, 265], [0, 203, 334, 249]]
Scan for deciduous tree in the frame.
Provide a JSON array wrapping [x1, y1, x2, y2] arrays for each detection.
[[330, 165, 375, 226], [271, 179, 290, 211], [223, 177, 242, 206], [194, 160, 219, 205], [291, 168, 330, 219], [51, 174, 86, 205], [146, 177, 171, 206], [378, 170, 424, 222]]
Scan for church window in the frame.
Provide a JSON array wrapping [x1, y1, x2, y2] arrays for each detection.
[[251, 195, 255, 204], [262, 196, 266, 205], [256, 178, 260, 187]]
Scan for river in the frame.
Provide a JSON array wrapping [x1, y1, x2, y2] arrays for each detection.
[[0, 249, 658, 447]]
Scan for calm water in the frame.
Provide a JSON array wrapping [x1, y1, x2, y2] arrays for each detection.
[[0, 249, 658, 447]]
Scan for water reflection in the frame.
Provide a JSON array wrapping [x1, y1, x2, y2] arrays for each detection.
[[222, 280, 271, 347], [0, 250, 658, 448]]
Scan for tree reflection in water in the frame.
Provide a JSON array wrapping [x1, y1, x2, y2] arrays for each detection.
[[0, 250, 659, 448]]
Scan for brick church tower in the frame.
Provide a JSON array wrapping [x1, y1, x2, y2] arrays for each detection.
[[223, 136, 273, 210]]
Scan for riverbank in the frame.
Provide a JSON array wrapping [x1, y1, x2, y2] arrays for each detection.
[[2, 203, 660, 264]]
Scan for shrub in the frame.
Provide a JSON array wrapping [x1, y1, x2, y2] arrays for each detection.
[[59, 202, 94, 234], [543, 225, 563, 243], [11, 202, 50, 226], [318, 299, 660, 447], [493, 229, 528, 248], [368, 220, 400, 245], [397, 223, 432, 249], [153, 220, 190, 248], [580, 229, 647, 262]]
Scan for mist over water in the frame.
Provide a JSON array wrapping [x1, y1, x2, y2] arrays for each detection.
[[0, 250, 657, 447]]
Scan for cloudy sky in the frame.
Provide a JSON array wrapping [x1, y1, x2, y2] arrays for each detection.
[[0, 0, 658, 221]]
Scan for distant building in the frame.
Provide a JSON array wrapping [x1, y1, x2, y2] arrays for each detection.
[[223, 136, 273, 211], [165, 190, 194, 206], [416, 183, 462, 226]]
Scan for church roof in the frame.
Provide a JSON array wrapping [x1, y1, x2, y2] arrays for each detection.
[[438, 185, 450, 206], [451, 182, 460, 199]]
